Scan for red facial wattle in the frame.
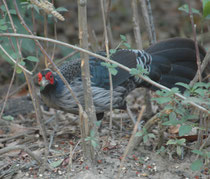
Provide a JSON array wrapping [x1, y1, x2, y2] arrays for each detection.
[[38, 72, 42, 83], [45, 71, 54, 84]]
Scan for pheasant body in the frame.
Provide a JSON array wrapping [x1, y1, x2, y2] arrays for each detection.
[[38, 38, 206, 115]]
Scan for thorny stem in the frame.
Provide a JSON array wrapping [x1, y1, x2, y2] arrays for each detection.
[[0, 33, 209, 114]]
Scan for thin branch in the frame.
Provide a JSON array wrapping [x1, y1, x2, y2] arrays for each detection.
[[24, 72, 49, 172], [100, 0, 114, 130], [0, 60, 17, 120], [0, 145, 42, 165], [190, 49, 210, 86], [117, 106, 146, 179], [0, 33, 209, 114], [131, 0, 142, 49], [146, 0, 156, 43], [105, 0, 114, 48], [140, 0, 154, 45], [187, 0, 202, 83]]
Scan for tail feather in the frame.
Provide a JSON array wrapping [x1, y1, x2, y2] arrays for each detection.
[[146, 38, 206, 58], [145, 38, 206, 91]]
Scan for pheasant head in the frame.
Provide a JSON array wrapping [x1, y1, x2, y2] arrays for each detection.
[[38, 69, 56, 91]]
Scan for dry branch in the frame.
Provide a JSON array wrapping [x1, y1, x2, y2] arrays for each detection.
[[77, 0, 98, 162]]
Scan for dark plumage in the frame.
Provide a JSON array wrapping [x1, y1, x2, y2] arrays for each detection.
[[38, 38, 206, 116]]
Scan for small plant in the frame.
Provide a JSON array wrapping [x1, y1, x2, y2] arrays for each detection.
[[136, 127, 155, 144], [152, 81, 209, 172], [85, 129, 99, 149], [166, 138, 186, 156], [190, 149, 210, 171]]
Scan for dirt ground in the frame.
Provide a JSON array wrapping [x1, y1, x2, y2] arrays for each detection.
[[0, 88, 209, 179]]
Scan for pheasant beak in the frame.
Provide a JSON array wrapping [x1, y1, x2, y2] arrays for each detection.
[[39, 77, 49, 90]]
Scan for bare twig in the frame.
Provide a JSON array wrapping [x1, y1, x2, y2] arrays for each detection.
[[0, 33, 209, 114], [117, 106, 146, 179], [0, 61, 17, 120], [190, 49, 210, 86], [146, 0, 156, 43], [131, 0, 142, 49], [105, 0, 114, 48], [24, 72, 49, 172], [0, 145, 42, 165], [100, 0, 114, 130], [187, 0, 202, 83]]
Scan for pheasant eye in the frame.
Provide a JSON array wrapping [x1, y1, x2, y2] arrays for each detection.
[[38, 72, 42, 83]]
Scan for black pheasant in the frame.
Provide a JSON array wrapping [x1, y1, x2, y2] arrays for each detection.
[[38, 38, 206, 116]]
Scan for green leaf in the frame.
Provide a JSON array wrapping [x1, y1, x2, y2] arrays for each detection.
[[16, 61, 25, 74], [193, 82, 209, 89], [179, 125, 192, 136], [156, 146, 165, 154], [192, 150, 204, 156], [166, 139, 177, 145], [26, 56, 39, 62], [0, 19, 5, 25], [162, 119, 181, 126], [109, 68, 118, 76], [176, 82, 190, 90], [170, 87, 180, 94], [130, 68, 139, 75], [176, 146, 182, 156], [16, 66, 23, 74], [169, 112, 176, 121], [90, 129, 95, 137], [110, 49, 116, 55], [95, 120, 102, 127], [177, 138, 186, 145], [190, 159, 203, 171], [123, 42, 131, 49], [194, 88, 205, 96], [120, 34, 127, 42], [152, 97, 171, 104], [178, 4, 200, 15], [3, 115, 14, 121], [143, 135, 148, 143], [9, 9, 16, 15], [50, 159, 63, 168], [148, 133, 155, 138], [0, 25, 7, 31], [135, 131, 143, 137], [203, 0, 210, 17], [101, 62, 118, 76], [91, 140, 99, 148]]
